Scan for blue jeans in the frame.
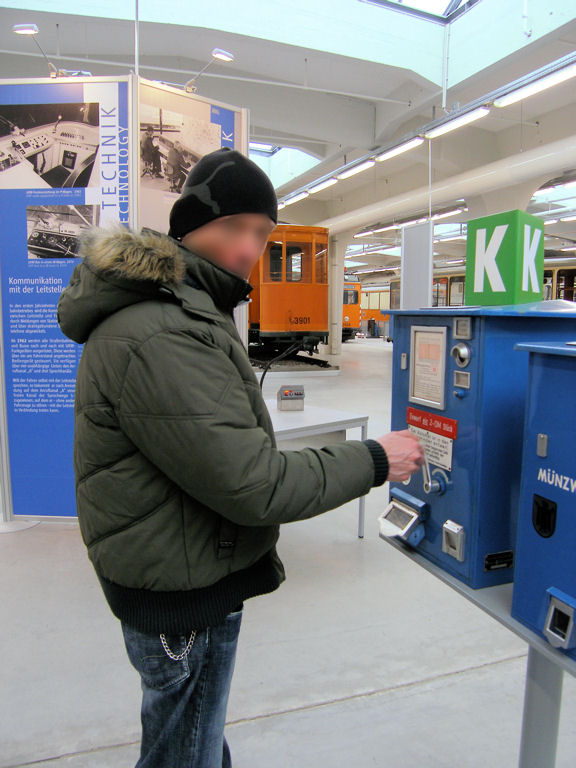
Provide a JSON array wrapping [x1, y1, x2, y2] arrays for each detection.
[[122, 608, 242, 768]]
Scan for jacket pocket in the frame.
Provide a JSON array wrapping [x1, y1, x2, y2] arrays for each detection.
[[122, 624, 192, 690], [217, 516, 238, 560]]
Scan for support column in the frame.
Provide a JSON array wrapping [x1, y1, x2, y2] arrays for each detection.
[[467, 180, 545, 219], [233, 303, 248, 347], [326, 234, 346, 366]]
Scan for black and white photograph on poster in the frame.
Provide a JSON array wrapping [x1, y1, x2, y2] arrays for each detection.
[[0, 103, 99, 190], [139, 103, 221, 195], [26, 204, 99, 260]]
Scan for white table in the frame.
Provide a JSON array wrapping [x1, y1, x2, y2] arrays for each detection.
[[266, 401, 369, 538], [382, 537, 576, 768]]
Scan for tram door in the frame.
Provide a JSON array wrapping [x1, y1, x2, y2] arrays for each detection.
[[556, 269, 576, 302]]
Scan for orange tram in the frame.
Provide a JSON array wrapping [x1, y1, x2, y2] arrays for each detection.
[[388, 263, 576, 309], [248, 225, 329, 351], [342, 282, 362, 341]]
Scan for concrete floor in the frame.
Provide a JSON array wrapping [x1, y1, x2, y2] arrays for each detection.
[[1, 338, 575, 768]]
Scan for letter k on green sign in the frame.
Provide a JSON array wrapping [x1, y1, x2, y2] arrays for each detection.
[[465, 209, 544, 306]]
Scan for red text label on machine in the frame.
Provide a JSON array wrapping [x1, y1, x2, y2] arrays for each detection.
[[406, 407, 458, 439]]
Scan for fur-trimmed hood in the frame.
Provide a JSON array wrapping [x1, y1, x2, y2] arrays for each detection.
[[80, 225, 187, 285], [57, 226, 252, 343]]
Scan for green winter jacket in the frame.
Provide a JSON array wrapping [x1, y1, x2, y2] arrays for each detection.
[[57, 227, 387, 632]]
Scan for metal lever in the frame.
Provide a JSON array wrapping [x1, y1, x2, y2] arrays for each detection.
[[422, 455, 441, 494]]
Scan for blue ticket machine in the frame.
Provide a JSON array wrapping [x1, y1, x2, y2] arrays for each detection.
[[511, 341, 576, 657], [378, 301, 576, 588]]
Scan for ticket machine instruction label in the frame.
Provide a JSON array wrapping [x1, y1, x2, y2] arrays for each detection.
[[408, 425, 453, 471], [406, 407, 458, 439], [406, 407, 458, 471]]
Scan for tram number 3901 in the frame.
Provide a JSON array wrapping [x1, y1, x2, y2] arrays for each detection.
[[290, 316, 311, 325]]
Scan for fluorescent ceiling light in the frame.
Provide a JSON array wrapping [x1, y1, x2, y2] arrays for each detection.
[[352, 267, 395, 274], [401, 217, 428, 227], [367, 208, 465, 234], [353, 230, 374, 238], [424, 107, 490, 139], [560, 246, 576, 252], [493, 63, 576, 108], [432, 207, 465, 220], [544, 219, 559, 225], [559, 215, 576, 222], [563, 180, 576, 190], [277, 202, 286, 210], [212, 48, 235, 62], [337, 160, 375, 180], [284, 191, 309, 206], [374, 137, 424, 163], [12, 23, 39, 35], [308, 177, 338, 194], [363, 245, 400, 255]]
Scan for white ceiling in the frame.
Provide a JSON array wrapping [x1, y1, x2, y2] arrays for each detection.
[[1, 2, 576, 279]]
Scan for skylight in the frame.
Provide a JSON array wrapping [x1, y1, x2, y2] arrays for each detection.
[[359, 0, 476, 20], [389, 0, 453, 15], [250, 147, 321, 189]]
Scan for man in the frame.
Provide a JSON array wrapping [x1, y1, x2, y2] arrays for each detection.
[[57, 148, 424, 768], [166, 141, 189, 193], [141, 125, 162, 177]]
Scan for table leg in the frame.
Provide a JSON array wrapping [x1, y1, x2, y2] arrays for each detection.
[[358, 496, 365, 539], [358, 422, 368, 538], [518, 646, 564, 768]]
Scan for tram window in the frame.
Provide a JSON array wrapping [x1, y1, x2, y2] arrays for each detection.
[[390, 280, 401, 310], [433, 278, 448, 307], [543, 270, 554, 301], [557, 269, 576, 302], [265, 243, 283, 282], [343, 289, 359, 304], [368, 292, 380, 310], [449, 276, 465, 306], [315, 243, 328, 283], [286, 243, 312, 282]]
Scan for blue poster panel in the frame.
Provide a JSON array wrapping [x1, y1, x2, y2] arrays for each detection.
[[210, 104, 235, 148], [0, 78, 130, 517]]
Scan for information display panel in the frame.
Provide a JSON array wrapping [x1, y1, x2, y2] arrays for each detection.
[[0, 77, 131, 518], [409, 325, 447, 410]]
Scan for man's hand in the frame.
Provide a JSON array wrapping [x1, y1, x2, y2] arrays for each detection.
[[376, 430, 425, 482]]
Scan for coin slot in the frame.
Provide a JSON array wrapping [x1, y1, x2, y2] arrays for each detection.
[[532, 494, 557, 538]]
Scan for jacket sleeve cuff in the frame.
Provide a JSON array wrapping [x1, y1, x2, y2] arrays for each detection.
[[363, 439, 389, 487]]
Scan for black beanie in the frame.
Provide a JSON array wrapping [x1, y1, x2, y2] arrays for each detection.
[[168, 147, 278, 239]]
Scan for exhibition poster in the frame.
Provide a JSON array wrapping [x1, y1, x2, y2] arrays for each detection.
[[0, 77, 130, 517]]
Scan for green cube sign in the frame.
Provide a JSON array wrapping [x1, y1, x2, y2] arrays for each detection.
[[464, 209, 544, 306]]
